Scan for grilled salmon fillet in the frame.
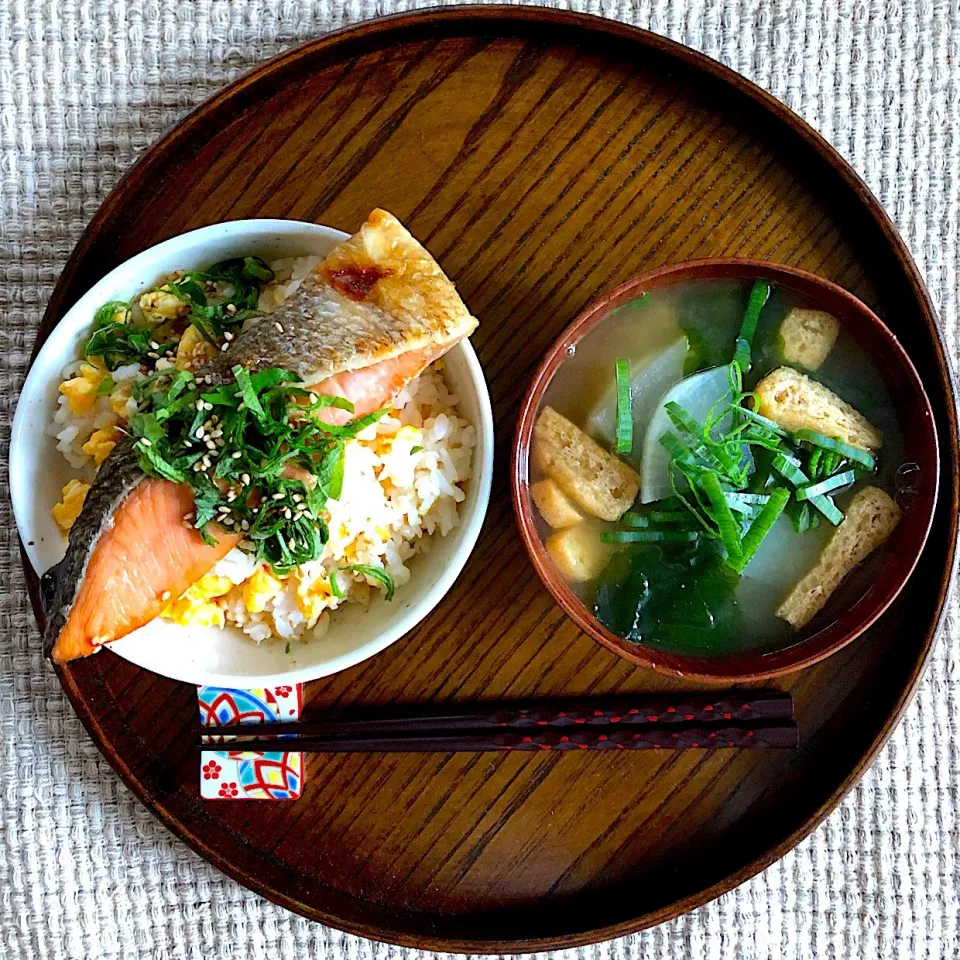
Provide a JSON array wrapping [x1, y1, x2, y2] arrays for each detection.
[[41, 209, 478, 662]]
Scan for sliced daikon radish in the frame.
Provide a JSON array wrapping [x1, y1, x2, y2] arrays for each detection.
[[586, 337, 688, 468], [639, 365, 732, 503]]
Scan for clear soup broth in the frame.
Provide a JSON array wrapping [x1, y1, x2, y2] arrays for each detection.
[[532, 278, 905, 658]]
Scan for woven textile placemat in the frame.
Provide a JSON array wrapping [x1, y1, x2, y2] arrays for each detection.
[[1, 1, 957, 958]]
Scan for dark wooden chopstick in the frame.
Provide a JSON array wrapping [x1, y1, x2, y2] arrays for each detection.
[[198, 723, 797, 753], [198, 692, 796, 753]]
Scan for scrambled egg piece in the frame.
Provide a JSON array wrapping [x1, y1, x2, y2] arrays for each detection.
[[175, 324, 217, 371], [59, 360, 108, 415], [395, 424, 422, 447], [52, 478, 90, 534], [108, 382, 133, 419], [242, 566, 284, 614], [162, 596, 226, 629], [295, 573, 334, 621], [160, 573, 233, 628], [81, 423, 121, 466], [189, 574, 234, 600], [139, 289, 189, 322]]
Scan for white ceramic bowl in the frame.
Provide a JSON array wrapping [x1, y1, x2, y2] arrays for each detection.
[[11, 219, 494, 687]]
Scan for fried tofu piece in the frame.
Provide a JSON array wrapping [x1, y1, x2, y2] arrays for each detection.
[[753, 367, 882, 453], [777, 486, 900, 628], [546, 524, 611, 583], [531, 478, 584, 528], [533, 406, 640, 521], [780, 308, 840, 370]]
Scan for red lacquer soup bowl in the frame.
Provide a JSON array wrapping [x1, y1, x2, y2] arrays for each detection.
[[512, 259, 939, 683]]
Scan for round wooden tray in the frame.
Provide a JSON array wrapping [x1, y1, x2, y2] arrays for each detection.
[[26, 7, 959, 951]]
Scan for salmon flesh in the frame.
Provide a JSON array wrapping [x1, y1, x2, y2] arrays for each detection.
[[41, 209, 478, 662]]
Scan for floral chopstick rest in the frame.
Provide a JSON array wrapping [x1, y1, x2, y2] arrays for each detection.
[[198, 684, 304, 800]]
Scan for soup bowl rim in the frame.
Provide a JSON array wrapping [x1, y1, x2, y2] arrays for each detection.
[[511, 257, 940, 682]]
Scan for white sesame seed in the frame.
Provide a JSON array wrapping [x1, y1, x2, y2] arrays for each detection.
[[220, 343, 229, 352], [215, 438, 225, 448], [196, 400, 204, 410], [224, 331, 234, 341], [226, 303, 237, 315], [192, 462, 202, 472], [240, 520, 249, 531], [288, 537, 296, 550], [147, 352, 159, 360], [274, 321, 284, 333], [149, 341, 160, 349], [195, 427, 204, 439], [205, 439, 216, 450], [231, 451, 242, 459], [139, 438, 152, 448], [161, 591, 171, 601], [283, 508, 292, 519], [241, 473, 251, 485], [292, 494, 303, 503], [272, 492, 285, 501], [223, 517, 235, 527], [293, 511, 304, 522], [309, 393, 318, 404], [211, 429, 223, 438]]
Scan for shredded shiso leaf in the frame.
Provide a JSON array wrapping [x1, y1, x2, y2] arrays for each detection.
[[83, 256, 275, 371], [125, 361, 394, 600]]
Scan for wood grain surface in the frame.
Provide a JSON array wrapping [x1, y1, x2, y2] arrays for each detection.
[[26, 7, 959, 952]]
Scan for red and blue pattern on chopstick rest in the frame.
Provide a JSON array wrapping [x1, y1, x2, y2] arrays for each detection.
[[198, 685, 304, 800]]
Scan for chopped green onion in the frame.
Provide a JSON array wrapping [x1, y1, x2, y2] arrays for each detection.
[[809, 493, 844, 526], [796, 469, 858, 501], [807, 447, 823, 478], [620, 512, 650, 528], [772, 452, 808, 487], [699, 472, 742, 561], [648, 509, 694, 523], [792, 429, 875, 470], [723, 492, 771, 516], [821, 451, 839, 476], [600, 529, 699, 544], [729, 486, 791, 573], [772, 452, 844, 525], [615, 359, 632, 454], [735, 405, 787, 436], [732, 280, 771, 372], [410, 445, 423, 455]]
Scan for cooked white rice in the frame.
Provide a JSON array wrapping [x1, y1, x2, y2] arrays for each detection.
[[49, 254, 475, 645]]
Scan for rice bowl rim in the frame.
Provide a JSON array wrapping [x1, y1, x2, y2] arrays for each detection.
[[12, 218, 494, 685]]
